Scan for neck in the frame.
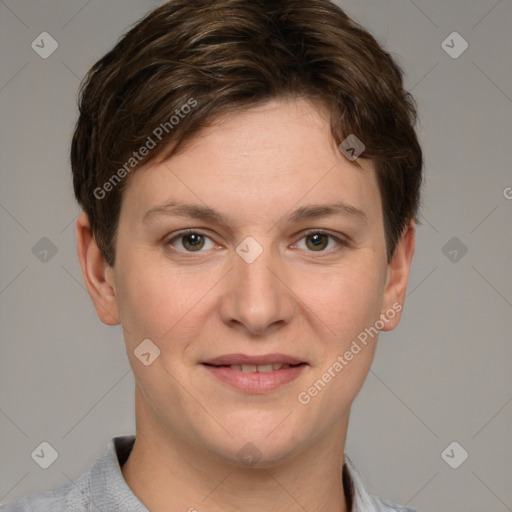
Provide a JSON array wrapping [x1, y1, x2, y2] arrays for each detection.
[[122, 395, 350, 512]]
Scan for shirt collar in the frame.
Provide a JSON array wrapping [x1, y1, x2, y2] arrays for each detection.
[[343, 454, 388, 512], [86, 436, 147, 511]]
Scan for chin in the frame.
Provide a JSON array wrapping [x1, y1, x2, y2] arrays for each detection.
[[213, 436, 305, 470], [197, 416, 311, 469]]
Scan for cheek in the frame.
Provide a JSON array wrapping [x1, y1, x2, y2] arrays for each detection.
[[115, 262, 202, 406], [114, 254, 217, 348], [113, 255, 174, 343], [299, 261, 385, 341], [295, 259, 385, 396], [295, 272, 383, 417]]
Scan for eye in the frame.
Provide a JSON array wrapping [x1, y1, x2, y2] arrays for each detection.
[[167, 230, 216, 252], [294, 230, 348, 253], [166, 229, 348, 254]]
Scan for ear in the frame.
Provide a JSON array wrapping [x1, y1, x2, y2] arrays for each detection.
[[380, 221, 416, 331], [76, 212, 120, 326]]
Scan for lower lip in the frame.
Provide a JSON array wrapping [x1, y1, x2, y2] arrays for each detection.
[[202, 364, 306, 393]]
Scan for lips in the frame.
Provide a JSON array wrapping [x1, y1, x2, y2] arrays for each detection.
[[202, 353, 305, 366], [227, 363, 295, 373], [202, 353, 307, 393]]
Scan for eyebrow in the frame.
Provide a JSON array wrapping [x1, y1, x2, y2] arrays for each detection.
[[287, 203, 368, 224], [142, 200, 369, 227], [142, 201, 228, 227]]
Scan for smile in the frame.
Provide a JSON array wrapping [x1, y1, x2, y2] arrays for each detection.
[[222, 363, 294, 373], [201, 355, 308, 393]]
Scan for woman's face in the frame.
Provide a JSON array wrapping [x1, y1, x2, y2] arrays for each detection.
[[103, 97, 411, 466]]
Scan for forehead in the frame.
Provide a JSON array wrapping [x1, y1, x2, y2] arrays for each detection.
[[120, 97, 382, 227]]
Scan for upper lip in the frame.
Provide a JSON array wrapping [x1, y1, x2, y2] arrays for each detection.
[[202, 353, 305, 366]]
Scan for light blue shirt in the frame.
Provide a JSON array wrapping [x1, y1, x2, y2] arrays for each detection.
[[1, 436, 417, 512]]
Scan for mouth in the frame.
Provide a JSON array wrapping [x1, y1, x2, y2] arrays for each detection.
[[204, 362, 305, 373], [201, 354, 308, 393]]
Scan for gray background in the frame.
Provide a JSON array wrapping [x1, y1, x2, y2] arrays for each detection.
[[0, 0, 511, 510]]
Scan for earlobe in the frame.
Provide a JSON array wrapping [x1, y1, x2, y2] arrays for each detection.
[[76, 212, 120, 326], [380, 221, 416, 331]]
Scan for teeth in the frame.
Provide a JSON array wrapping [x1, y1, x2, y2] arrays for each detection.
[[229, 363, 293, 373]]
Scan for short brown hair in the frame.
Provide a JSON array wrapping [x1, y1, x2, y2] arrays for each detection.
[[71, 0, 423, 267]]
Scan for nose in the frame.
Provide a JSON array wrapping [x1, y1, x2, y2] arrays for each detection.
[[218, 238, 295, 337]]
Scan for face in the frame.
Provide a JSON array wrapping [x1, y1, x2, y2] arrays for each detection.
[[84, 97, 413, 467]]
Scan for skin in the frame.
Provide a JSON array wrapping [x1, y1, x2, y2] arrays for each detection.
[[76, 97, 415, 512]]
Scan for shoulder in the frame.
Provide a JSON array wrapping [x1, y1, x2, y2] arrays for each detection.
[[0, 476, 90, 512], [0, 436, 136, 512], [0, 436, 139, 512]]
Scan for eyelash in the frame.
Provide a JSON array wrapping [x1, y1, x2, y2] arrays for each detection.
[[165, 229, 349, 256]]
